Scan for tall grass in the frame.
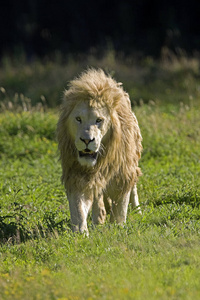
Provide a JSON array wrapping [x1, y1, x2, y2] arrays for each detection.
[[1, 49, 200, 108]]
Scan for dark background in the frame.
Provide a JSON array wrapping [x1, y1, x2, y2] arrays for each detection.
[[0, 0, 200, 59]]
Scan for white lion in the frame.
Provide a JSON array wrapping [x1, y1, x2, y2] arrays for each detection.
[[57, 69, 142, 235]]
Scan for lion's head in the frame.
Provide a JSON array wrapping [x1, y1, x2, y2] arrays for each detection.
[[66, 101, 111, 167], [57, 69, 142, 191]]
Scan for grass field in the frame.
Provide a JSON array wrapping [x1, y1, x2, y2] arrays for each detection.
[[0, 54, 200, 299]]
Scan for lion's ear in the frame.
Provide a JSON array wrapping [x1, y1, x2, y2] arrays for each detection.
[[63, 88, 71, 99]]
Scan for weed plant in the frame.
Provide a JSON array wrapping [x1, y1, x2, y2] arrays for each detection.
[[0, 54, 200, 299]]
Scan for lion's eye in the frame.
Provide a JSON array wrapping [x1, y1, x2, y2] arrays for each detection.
[[76, 117, 82, 123], [96, 118, 102, 124]]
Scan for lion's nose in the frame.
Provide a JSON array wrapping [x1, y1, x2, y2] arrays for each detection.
[[80, 137, 95, 146]]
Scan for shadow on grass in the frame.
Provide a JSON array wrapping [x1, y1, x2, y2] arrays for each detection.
[[0, 206, 71, 244], [152, 187, 200, 208]]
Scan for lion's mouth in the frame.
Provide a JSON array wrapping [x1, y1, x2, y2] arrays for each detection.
[[79, 149, 98, 160]]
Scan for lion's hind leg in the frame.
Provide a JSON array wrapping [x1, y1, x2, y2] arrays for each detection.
[[103, 196, 112, 214], [130, 184, 142, 214], [92, 194, 107, 225]]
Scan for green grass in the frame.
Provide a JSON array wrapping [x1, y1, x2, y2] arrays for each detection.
[[0, 56, 200, 299]]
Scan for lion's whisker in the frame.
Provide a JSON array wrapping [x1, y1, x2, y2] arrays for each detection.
[[98, 143, 106, 157]]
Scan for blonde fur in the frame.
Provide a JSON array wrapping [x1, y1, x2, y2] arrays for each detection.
[[57, 69, 142, 235]]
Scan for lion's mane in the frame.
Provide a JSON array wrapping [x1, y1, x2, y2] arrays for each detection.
[[57, 69, 142, 195]]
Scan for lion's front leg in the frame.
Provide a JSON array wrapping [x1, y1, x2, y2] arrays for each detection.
[[67, 191, 92, 235], [110, 191, 131, 224]]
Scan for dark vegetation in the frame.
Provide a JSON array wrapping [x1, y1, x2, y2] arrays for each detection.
[[1, 0, 200, 58]]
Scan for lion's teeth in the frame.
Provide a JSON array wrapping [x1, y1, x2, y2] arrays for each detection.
[[83, 150, 93, 154], [83, 150, 94, 154]]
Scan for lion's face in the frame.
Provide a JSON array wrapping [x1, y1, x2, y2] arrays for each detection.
[[67, 101, 111, 167]]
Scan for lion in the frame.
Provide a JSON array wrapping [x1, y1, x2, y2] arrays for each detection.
[[57, 69, 142, 235]]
